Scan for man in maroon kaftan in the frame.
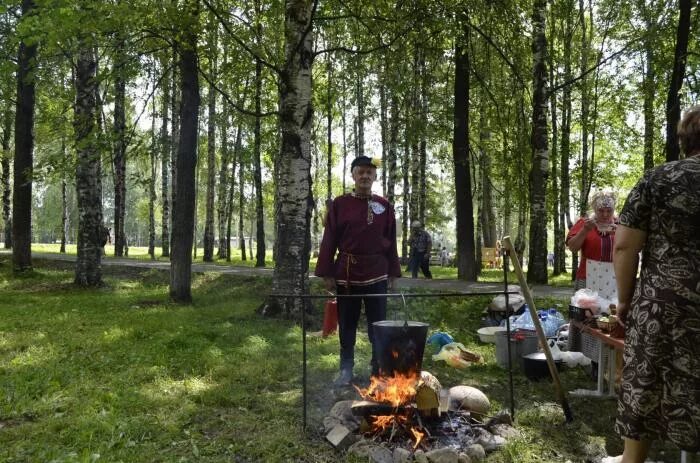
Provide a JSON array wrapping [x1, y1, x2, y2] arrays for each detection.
[[315, 156, 401, 386]]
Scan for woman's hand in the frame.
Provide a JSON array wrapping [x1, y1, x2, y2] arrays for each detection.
[[583, 217, 597, 231], [616, 301, 631, 327]]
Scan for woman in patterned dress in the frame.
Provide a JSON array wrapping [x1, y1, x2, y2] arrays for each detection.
[[613, 105, 700, 461]]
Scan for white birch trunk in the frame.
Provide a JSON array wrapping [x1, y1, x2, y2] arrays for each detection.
[[259, 0, 314, 318]]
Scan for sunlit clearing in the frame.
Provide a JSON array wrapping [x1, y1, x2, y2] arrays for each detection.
[[238, 335, 271, 356], [103, 327, 130, 342], [10, 344, 55, 367], [141, 375, 215, 399]]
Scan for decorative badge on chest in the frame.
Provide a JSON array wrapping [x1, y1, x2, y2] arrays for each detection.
[[367, 200, 385, 225]]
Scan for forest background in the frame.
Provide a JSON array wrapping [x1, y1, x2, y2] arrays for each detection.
[[0, 0, 698, 311]]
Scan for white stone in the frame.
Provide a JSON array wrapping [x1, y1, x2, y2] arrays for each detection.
[[448, 386, 490, 416], [425, 447, 459, 463], [489, 423, 520, 439], [414, 449, 429, 463], [393, 447, 412, 463], [464, 444, 486, 461]]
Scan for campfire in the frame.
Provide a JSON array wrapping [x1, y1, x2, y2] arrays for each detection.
[[324, 321, 518, 459], [353, 369, 426, 448]]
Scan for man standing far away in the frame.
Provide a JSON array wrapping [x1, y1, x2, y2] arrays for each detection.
[[315, 155, 402, 387], [409, 221, 433, 279]]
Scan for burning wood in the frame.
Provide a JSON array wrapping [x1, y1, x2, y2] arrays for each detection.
[[351, 370, 437, 449], [351, 400, 411, 416]]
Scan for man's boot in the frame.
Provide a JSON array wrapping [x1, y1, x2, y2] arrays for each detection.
[[333, 367, 353, 387]]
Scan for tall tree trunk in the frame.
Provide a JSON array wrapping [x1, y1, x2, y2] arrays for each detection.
[[560, 0, 574, 278], [170, 4, 200, 303], [1, 106, 11, 249], [252, 55, 265, 267], [548, 11, 562, 275], [203, 82, 217, 262], [418, 52, 428, 223], [148, 83, 157, 260], [578, 0, 590, 215], [160, 57, 171, 257], [408, 50, 420, 225], [259, 0, 314, 318], [60, 136, 68, 253], [239, 148, 247, 261], [386, 94, 399, 204], [326, 52, 333, 202], [203, 13, 217, 262], [527, 0, 550, 284], [12, 0, 37, 272], [664, 0, 691, 162], [379, 81, 388, 194], [401, 113, 410, 261], [355, 58, 365, 157], [479, 115, 496, 248], [112, 37, 127, 257], [217, 105, 230, 259], [639, 0, 656, 171], [453, 22, 477, 281], [340, 78, 347, 192], [170, 47, 180, 257], [226, 118, 247, 262], [74, 43, 102, 286]]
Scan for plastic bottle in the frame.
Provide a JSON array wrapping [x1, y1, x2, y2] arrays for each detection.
[[548, 308, 565, 329]]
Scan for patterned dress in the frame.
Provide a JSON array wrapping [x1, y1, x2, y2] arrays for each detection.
[[615, 156, 700, 451]]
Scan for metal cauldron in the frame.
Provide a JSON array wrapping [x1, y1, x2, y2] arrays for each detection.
[[372, 320, 429, 376]]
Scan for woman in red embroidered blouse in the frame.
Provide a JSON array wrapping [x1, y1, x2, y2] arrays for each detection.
[[566, 190, 618, 290]]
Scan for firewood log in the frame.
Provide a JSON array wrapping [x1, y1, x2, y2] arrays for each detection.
[[351, 400, 408, 416]]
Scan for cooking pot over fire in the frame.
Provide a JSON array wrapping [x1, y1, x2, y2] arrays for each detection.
[[372, 320, 429, 376]]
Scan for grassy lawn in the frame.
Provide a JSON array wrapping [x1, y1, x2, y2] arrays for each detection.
[[0, 256, 682, 462]]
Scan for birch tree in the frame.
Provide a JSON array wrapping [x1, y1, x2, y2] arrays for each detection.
[[203, 11, 217, 262], [74, 38, 103, 286], [527, 0, 549, 284], [259, 0, 314, 317]]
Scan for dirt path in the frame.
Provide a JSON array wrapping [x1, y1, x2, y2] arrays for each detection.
[[4, 250, 573, 299]]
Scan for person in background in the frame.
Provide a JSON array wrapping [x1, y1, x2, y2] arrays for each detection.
[[566, 189, 618, 290], [408, 220, 432, 279], [440, 246, 450, 266], [100, 226, 111, 256], [315, 156, 401, 386], [613, 105, 700, 462]]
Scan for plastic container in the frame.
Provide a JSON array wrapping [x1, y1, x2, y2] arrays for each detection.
[[477, 326, 505, 343], [494, 330, 539, 370]]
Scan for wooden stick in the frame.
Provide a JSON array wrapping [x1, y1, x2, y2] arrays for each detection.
[[502, 236, 574, 422]]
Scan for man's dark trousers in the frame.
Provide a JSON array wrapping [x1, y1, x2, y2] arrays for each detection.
[[336, 280, 388, 375], [410, 251, 433, 279]]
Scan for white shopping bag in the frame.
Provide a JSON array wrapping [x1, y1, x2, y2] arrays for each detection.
[[586, 259, 617, 300]]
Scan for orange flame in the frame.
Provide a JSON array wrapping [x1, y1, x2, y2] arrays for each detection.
[[410, 427, 425, 449], [354, 369, 426, 446], [354, 370, 419, 406]]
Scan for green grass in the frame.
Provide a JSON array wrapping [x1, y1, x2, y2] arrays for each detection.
[[0, 257, 681, 462]]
